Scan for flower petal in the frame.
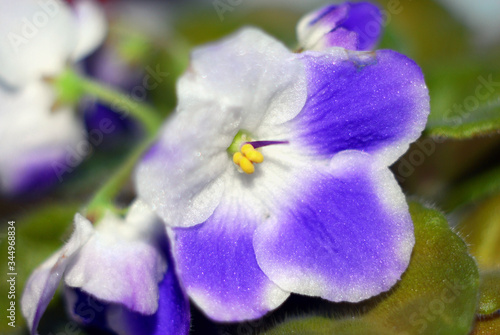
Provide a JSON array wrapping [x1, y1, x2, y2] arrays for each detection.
[[297, 2, 382, 51], [135, 27, 306, 228], [171, 196, 289, 321], [0, 82, 86, 196], [105, 252, 191, 335], [65, 249, 190, 335], [291, 48, 429, 166], [64, 203, 167, 315], [254, 151, 414, 302], [0, 0, 77, 87], [21, 215, 94, 334], [71, 0, 107, 61], [64, 288, 108, 329]]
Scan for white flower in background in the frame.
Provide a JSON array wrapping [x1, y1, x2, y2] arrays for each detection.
[[0, 0, 107, 196], [0, 0, 106, 88]]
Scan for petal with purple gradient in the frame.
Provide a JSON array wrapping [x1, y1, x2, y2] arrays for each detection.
[[106, 253, 191, 335], [0, 82, 86, 196], [297, 2, 382, 51], [64, 208, 167, 315], [171, 196, 289, 322], [21, 215, 94, 335], [291, 49, 429, 166], [254, 151, 414, 302]]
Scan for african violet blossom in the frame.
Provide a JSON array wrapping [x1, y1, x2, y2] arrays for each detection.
[[297, 1, 382, 51], [0, 0, 106, 196], [21, 200, 190, 335], [135, 5, 429, 322]]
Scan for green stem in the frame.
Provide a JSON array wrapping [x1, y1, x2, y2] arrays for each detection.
[[58, 69, 162, 135], [85, 136, 156, 221]]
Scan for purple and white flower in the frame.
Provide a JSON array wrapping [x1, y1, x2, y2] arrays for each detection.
[[21, 200, 190, 335], [0, 0, 106, 196], [135, 4, 429, 322], [297, 1, 382, 51]]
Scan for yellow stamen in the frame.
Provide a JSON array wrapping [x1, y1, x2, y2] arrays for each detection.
[[239, 157, 255, 174], [241, 144, 255, 155], [245, 150, 264, 163], [233, 152, 243, 165]]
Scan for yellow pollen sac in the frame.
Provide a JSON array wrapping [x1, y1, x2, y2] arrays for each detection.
[[241, 144, 255, 155], [245, 150, 264, 163], [233, 152, 243, 165], [232, 143, 265, 174], [239, 157, 255, 174]]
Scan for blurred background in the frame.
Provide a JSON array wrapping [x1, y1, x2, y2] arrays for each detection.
[[1, 0, 500, 334]]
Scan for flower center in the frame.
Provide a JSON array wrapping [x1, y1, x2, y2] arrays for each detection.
[[227, 130, 288, 175]]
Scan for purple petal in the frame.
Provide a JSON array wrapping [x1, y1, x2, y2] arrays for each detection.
[[21, 216, 94, 335], [291, 49, 429, 165], [64, 236, 190, 335], [171, 197, 289, 322], [340, 2, 383, 51], [254, 151, 414, 302], [65, 288, 108, 329], [2, 149, 65, 197], [297, 2, 382, 51], [105, 254, 191, 335]]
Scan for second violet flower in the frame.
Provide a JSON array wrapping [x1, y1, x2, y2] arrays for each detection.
[[135, 2, 430, 322]]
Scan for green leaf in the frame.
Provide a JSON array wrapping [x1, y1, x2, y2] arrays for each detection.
[[426, 97, 500, 139], [263, 202, 480, 335], [457, 194, 500, 269], [0, 202, 79, 334], [478, 270, 500, 315], [471, 316, 500, 335]]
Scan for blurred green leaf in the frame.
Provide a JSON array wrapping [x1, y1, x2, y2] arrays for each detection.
[[457, 193, 500, 269], [262, 202, 479, 335], [0, 202, 79, 334], [444, 167, 500, 212]]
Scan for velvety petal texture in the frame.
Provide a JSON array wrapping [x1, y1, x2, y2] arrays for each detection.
[[65, 244, 190, 335], [135, 28, 306, 228], [105, 250, 191, 335], [135, 10, 429, 323], [63, 206, 167, 315], [254, 151, 414, 302], [21, 200, 190, 335], [171, 196, 289, 321], [291, 49, 430, 166], [297, 2, 382, 51]]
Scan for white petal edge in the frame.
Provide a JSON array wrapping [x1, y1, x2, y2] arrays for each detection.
[[21, 215, 94, 334]]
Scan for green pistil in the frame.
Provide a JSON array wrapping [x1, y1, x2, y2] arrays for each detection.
[[227, 130, 253, 155]]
